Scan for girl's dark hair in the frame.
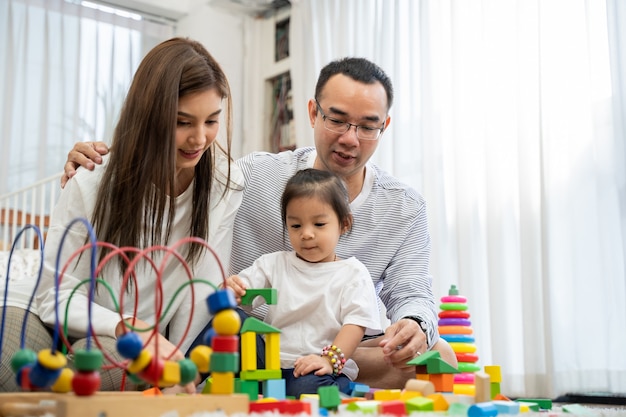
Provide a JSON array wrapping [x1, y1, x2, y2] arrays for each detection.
[[280, 168, 352, 232], [91, 37, 234, 276]]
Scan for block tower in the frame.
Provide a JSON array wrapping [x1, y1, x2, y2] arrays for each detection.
[[438, 285, 480, 396]]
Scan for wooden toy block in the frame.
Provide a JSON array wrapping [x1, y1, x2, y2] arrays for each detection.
[[240, 288, 278, 305], [0, 392, 249, 417], [211, 335, 239, 352], [159, 361, 181, 386], [240, 369, 282, 380], [240, 332, 257, 371], [210, 371, 235, 394], [281, 399, 312, 414], [399, 390, 422, 401], [240, 316, 281, 334], [265, 332, 281, 370], [516, 398, 552, 410], [453, 383, 475, 396], [404, 378, 435, 396], [346, 399, 379, 413], [318, 385, 341, 409], [210, 352, 240, 373], [427, 393, 449, 411], [515, 400, 539, 411], [405, 395, 434, 412], [373, 388, 401, 401], [378, 400, 407, 416], [263, 378, 286, 400], [490, 381, 500, 399], [236, 379, 259, 401], [467, 401, 498, 416], [207, 289, 238, 314], [447, 401, 470, 415], [429, 372, 454, 392], [474, 371, 491, 403], [492, 400, 520, 414], [349, 382, 370, 397], [483, 365, 501, 383], [415, 373, 430, 381], [414, 365, 428, 374]]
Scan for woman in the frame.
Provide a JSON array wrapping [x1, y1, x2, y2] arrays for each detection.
[[1, 37, 243, 392]]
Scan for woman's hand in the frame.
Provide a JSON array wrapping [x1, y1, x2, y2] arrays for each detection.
[[293, 354, 333, 377]]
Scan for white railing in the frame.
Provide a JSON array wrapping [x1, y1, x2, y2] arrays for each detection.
[[0, 173, 63, 251]]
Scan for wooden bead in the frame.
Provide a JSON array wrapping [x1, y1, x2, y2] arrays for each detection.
[[51, 368, 74, 393], [213, 309, 241, 336], [140, 358, 164, 385], [72, 371, 101, 396], [189, 345, 213, 373], [28, 362, 61, 388], [178, 359, 198, 385], [117, 332, 143, 359], [37, 349, 67, 370], [74, 349, 103, 372], [127, 349, 151, 374], [10, 349, 37, 373]]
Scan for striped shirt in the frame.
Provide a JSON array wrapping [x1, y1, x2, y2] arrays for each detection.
[[231, 147, 439, 348]]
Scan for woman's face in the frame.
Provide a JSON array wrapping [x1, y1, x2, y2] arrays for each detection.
[[175, 88, 223, 172]]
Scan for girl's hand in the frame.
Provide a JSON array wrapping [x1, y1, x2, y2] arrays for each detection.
[[224, 275, 247, 304], [293, 354, 333, 377]]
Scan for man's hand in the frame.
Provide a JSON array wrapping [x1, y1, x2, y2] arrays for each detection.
[[293, 354, 333, 377], [61, 141, 109, 187], [378, 318, 428, 370]]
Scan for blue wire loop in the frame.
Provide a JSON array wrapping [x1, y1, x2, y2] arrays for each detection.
[[0, 225, 45, 364]]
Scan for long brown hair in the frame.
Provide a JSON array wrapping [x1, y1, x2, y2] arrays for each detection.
[[91, 37, 233, 274]]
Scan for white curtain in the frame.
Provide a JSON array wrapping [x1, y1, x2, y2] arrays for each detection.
[[290, 0, 626, 398], [0, 0, 174, 195]]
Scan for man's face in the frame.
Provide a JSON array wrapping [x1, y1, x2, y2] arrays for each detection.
[[309, 74, 390, 184]]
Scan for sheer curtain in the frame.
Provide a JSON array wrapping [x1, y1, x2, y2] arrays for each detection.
[[290, 0, 626, 398], [0, 0, 174, 195]]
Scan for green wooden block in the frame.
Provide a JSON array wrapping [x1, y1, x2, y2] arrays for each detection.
[[210, 352, 240, 373], [346, 400, 379, 413], [490, 381, 501, 398], [241, 288, 278, 306], [447, 402, 470, 415], [236, 379, 259, 401], [405, 396, 434, 411], [318, 385, 341, 409], [517, 398, 552, 410], [240, 369, 282, 380]]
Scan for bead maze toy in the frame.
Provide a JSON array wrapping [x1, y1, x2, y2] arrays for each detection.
[[0, 218, 249, 416]]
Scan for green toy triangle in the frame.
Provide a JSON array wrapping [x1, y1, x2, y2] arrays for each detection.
[[240, 316, 281, 334], [407, 350, 459, 373]]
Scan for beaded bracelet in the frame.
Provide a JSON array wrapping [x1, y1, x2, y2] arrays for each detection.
[[321, 345, 346, 375]]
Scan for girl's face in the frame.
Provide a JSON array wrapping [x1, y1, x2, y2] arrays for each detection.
[[175, 88, 222, 173], [285, 196, 344, 263]]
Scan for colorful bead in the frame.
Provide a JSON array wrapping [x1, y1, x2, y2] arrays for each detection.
[[73, 349, 103, 372], [28, 362, 61, 388], [117, 332, 144, 359], [140, 358, 164, 385], [72, 371, 101, 396], [51, 368, 74, 393], [321, 345, 346, 375], [11, 349, 37, 373], [212, 309, 241, 336], [127, 349, 151, 374], [178, 359, 198, 385], [189, 345, 213, 373], [37, 349, 67, 370]]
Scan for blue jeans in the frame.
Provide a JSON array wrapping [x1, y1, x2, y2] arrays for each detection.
[[187, 308, 353, 398]]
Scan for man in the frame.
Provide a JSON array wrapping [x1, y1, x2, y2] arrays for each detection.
[[62, 57, 457, 388]]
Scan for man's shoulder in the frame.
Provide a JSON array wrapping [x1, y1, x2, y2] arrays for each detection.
[[369, 163, 425, 205], [237, 147, 314, 169]]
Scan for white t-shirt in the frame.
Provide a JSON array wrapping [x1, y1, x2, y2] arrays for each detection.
[[238, 250, 382, 380]]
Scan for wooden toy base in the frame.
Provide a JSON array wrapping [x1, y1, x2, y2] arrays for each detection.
[[0, 392, 249, 417]]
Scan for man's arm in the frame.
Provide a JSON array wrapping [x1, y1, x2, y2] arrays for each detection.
[[61, 141, 109, 187]]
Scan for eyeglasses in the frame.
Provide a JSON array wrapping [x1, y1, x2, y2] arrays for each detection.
[[315, 100, 385, 141]]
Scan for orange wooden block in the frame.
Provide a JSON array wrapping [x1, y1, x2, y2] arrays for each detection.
[[429, 373, 454, 392], [142, 387, 163, 396]]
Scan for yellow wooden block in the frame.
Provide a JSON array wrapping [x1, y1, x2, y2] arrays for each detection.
[[400, 390, 422, 401], [211, 372, 235, 394], [484, 365, 502, 383], [373, 389, 401, 401], [240, 332, 257, 372], [427, 393, 449, 411], [159, 361, 181, 387], [265, 333, 281, 370]]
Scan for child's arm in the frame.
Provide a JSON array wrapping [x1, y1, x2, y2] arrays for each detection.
[[293, 324, 365, 377]]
